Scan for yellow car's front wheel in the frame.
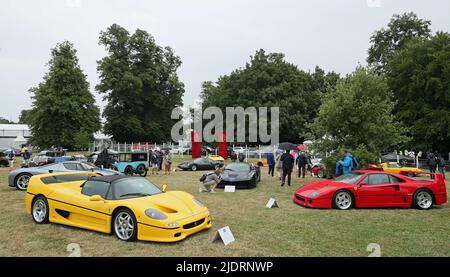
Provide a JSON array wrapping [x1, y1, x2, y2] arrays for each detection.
[[32, 196, 49, 224], [113, 209, 138, 241]]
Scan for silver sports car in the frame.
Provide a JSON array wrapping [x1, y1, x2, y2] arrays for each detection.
[[8, 161, 120, 191]]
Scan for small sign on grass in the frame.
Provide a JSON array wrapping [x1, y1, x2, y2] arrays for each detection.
[[211, 226, 235, 246]]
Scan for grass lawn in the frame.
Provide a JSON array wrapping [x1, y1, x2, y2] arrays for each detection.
[[0, 154, 449, 257]]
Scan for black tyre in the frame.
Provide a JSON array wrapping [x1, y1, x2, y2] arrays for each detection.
[[124, 166, 134, 176], [332, 190, 354, 210], [137, 164, 147, 177], [317, 169, 325, 179], [250, 177, 257, 188], [15, 173, 32, 191], [412, 189, 434, 210], [407, 172, 415, 177], [191, 164, 198, 171], [32, 196, 49, 224], [112, 208, 138, 241]]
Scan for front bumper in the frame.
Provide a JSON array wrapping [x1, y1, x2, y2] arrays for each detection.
[[218, 180, 255, 189], [137, 212, 212, 242], [293, 194, 331, 209]]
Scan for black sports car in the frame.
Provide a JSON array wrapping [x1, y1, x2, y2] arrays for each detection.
[[218, 162, 261, 189], [178, 158, 224, 171]]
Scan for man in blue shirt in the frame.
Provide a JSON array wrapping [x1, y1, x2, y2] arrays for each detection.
[[336, 149, 354, 176], [266, 152, 275, 177]]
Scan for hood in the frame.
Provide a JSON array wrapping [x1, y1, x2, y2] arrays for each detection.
[[295, 179, 348, 197], [122, 191, 206, 221], [95, 168, 121, 176]]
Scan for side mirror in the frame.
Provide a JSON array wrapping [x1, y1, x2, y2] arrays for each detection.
[[359, 182, 367, 187], [89, 195, 104, 202], [162, 184, 168, 192], [48, 170, 53, 173]]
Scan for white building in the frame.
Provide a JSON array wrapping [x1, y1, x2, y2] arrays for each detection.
[[0, 124, 31, 149]]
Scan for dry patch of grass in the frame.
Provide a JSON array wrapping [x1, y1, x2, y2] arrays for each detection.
[[0, 156, 449, 257]]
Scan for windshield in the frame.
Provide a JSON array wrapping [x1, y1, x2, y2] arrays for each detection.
[[81, 162, 99, 170], [335, 172, 364, 184], [113, 178, 162, 199], [225, 163, 250, 172]]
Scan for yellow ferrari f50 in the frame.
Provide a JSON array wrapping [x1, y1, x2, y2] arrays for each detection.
[[25, 172, 212, 242]]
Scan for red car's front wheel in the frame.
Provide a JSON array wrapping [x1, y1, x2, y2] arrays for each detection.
[[333, 190, 354, 210]]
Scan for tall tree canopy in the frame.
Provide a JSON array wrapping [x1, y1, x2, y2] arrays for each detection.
[[367, 12, 431, 71], [386, 32, 450, 154], [200, 49, 339, 143], [96, 24, 185, 143], [28, 41, 101, 149], [310, 67, 408, 168]]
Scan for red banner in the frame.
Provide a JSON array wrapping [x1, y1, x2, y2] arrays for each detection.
[[218, 131, 228, 160], [191, 131, 202, 159]]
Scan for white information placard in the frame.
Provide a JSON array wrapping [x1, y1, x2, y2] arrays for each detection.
[[211, 226, 235, 246], [224, 186, 236, 193], [266, 198, 279, 208]]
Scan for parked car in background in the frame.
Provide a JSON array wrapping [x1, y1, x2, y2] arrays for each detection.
[[28, 149, 71, 167], [170, 146, 190, 155], [178, 158, 224, 171], [0, 151, 9, 167], [218, 162, 261, 189], [87, 149, 118, 167], [8, 161, 120, 191], [113, 152, 149, 177], [369, 162, 423, 177]]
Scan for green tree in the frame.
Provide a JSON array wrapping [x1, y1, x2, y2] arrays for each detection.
[[200, 49, 338, 143], [367, 12, 431, 71], [386, 32, 450, 154], [310, 67, 408, 174], [96, 24, 185, 143], [28, 41, 101, 149], [0, 117, 13, 124], [18, 109, 32, 124]]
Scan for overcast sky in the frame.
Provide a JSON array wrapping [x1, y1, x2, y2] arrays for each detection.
[[1, 0, 449, 122]]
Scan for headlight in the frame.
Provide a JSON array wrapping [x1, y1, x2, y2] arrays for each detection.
[[145, 208, 167, 220], [308, 191, 320, 198], [193, 198, 205, 207]]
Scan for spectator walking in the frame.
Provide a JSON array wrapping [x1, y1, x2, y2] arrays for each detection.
[[22, 148, 31, 167], [427, 151, 437, 179], [151, 151, 160, 175], [163, 151, 172, 175], [437, 153, 446, 180], [296, 151, 308, 178], [266, 152, 275, 177], [275, 152, 283, 180], [280, 150, 295, 186], [8, 150, 15, 168]]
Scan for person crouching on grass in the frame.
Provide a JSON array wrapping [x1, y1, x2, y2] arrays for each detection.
[[200, 168, 222, 193]]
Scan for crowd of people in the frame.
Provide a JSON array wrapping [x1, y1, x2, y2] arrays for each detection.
[[427, 151, 447, 179], [264, 149, 316, 187], [150, 150, 173, 175]]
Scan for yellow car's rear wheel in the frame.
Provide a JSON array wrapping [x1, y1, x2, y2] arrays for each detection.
[[113, 209, 138, 241]]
